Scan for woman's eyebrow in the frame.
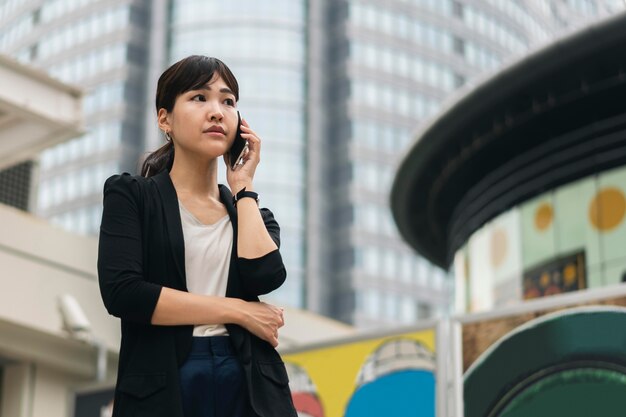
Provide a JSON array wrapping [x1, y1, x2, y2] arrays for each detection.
[[196, 85, 235, 96]]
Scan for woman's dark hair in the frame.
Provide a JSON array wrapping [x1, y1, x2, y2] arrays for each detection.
[[140, 55, 239, 177]]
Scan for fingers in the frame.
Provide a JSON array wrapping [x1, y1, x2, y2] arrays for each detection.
[[228, 120, 260, 178], [240, 121, 256, 136], [240, 124, 261, 149], [262, 326, 279, 347], [278, 308, 285, 327], [260, 329, 278, 347], [264, 305, 283, 346], [243, 301, 284, 347], [263, 302, 285, 327]]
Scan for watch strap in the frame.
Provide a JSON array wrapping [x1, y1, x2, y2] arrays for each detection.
[[233, 187, 259, 206]]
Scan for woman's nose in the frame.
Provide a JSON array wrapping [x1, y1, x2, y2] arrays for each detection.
[[207, 104, 223, 121]]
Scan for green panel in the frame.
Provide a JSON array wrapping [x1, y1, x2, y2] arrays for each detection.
[[597, 166, 626, 264], [587, 264, 604, 288], [603, 257, 626, 286], [554, 178, 600, 266], [499, 368, 626, 417], [492, 210, 522, 284], [453, 245, 471, 313], [520, 194, 557, 270], [490, 209, 523, 307], [468, 227, 496, 311]]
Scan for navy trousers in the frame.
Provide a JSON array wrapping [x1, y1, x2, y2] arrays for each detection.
[[179, 336, 254, 417]]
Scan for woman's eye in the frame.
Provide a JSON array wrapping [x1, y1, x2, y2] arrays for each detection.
[[192, 94, 205, 102], [224, 98, 235, 106]]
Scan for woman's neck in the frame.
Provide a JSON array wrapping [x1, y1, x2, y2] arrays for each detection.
[[169, 153, 220, 202]]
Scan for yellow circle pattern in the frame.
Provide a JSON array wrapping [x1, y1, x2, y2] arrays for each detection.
[[589, 187, 626, 231], [534, 203, 553, 231]]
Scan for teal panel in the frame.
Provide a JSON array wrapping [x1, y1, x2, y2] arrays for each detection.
[[344, 370, 435, 417], [464, 310, 626, 417], [499, 368, 626, 417]]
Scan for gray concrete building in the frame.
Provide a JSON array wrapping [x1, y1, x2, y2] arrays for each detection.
[[0, 0, 151, 235]]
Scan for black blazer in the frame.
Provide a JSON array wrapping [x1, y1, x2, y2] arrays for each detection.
[[97, 169, 297, 417]]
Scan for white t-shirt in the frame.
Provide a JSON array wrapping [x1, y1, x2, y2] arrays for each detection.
[[178, 199, 232, 337]]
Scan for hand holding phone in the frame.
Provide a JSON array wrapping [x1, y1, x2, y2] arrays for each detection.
[[228, 111, 248, 170]]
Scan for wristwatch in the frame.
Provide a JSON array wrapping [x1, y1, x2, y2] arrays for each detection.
[[232, 187, 259, 206]]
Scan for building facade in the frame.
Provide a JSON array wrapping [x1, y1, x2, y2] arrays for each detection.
[[0, 0, 151, 235], [312, 0, 622, 327], [0, 52, 120, 417]]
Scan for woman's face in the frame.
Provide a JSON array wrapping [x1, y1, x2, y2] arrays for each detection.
[[162, 73, 238, 161]]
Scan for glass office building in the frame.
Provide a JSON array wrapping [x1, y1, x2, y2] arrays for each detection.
[[165, 0, 308, 307], [316, 0, 621, 327]]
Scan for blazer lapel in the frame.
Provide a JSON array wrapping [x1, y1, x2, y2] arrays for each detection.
[[151, 170, 187, 290], [219, 184, 237, 231], [219, 184, 249, 357], [150, 172, 241, 296], [219, 184, 240, 298]]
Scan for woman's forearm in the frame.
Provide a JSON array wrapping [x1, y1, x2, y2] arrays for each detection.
[[150, 287, 285, 346], [150, 287, 245, 326], [233, 183, 278, 258]]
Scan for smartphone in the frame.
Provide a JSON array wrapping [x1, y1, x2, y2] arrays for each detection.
[[228, 111, 248, 170]]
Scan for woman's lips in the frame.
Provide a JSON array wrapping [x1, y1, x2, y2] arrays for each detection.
[[204, 125, 226, 134]]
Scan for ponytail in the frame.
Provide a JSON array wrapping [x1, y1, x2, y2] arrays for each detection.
[[140, 141, 174, 177]]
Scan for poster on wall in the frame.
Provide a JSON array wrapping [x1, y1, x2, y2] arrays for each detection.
[[523, 251, 586, 300], [282, 328, 436, 417]]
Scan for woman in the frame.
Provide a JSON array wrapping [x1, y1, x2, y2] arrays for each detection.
[[97, 55, 297, 417]]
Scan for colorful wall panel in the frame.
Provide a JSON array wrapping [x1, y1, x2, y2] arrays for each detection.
[[454, 165, 626, 313], [282, 329, 436, 417]]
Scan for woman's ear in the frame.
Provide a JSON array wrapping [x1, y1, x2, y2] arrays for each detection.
[[157, 108, 171, 133]]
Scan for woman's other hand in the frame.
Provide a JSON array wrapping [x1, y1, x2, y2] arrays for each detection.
[[225, 118, 260, 193], [239, 300, 284, 347]]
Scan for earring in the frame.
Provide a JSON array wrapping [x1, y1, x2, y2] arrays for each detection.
[[165, 131, 172, 142]]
